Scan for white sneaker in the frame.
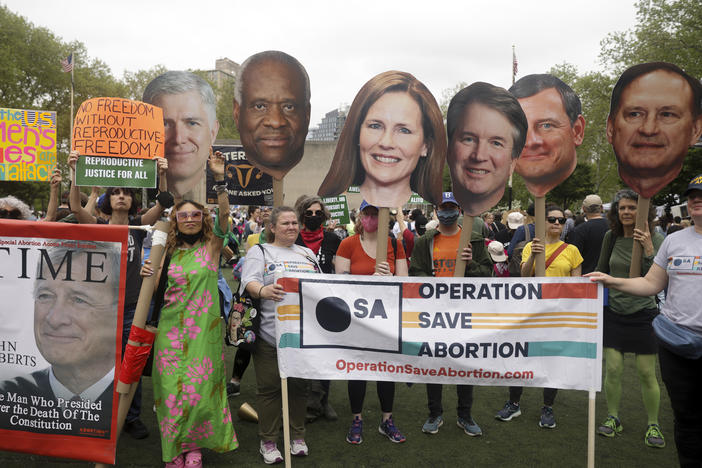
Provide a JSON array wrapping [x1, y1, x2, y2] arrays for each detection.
[[259, 440, 283, 464], [290, 439, 309, 456]]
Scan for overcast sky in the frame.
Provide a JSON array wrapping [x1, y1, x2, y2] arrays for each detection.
[[4, 0, 638, 126]]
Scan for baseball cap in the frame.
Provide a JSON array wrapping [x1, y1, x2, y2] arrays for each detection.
[[359, 200, 377, 212], [683, 174, 702, 196], [440, 192, 459, 206], [488, 241, 507, 262], [583, 194, 603, 209]]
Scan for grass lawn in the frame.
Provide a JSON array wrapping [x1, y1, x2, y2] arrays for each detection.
[[0, 271, 679, 467]]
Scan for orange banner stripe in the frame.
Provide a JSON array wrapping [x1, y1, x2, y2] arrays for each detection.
[[278, 277, 300, 293], [402, 283, 423, 298], [541, 282, 598, 299]]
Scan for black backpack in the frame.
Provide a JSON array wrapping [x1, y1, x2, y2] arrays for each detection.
[[508, 224, 532, 277]]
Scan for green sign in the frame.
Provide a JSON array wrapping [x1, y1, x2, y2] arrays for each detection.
[[322, 194, 350, 225], [75, 156, 156, 188], [408, 193, 428, 204]]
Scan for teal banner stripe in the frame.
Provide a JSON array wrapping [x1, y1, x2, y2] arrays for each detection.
[[402, 341, 424, 356], [528, 341, 597, 359], [279, 333, 300, 348]]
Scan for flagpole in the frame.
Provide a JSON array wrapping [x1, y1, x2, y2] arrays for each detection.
[[509, 45, 517, 209], [69, 51, 74, 152]]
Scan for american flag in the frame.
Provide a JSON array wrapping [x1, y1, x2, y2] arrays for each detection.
[[512, 49, 518, 78], [61, 53, 73, 73]]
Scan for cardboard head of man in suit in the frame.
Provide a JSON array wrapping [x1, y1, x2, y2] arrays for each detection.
[[234, 51, 311, 181], [446, 82, 528, 216], [607, 62, 702, 198], [33, 245, 120, 395], [143, 71, 220, 199], [509, 74, 586, 198]]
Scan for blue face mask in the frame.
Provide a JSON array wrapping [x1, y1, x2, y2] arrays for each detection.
[[437, 209, 460, 226]]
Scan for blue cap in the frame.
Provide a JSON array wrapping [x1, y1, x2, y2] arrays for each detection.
[[440, 192, 459, 206], [684, 174, 702, 196], [359, 200, 377, 212], [97, 193, 106, 211]]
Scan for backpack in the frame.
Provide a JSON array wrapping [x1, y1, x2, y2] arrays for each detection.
[[508, 224, 532, 277]]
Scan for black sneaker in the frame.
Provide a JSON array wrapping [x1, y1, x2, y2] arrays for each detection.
[[123, 418, 149, 439], [227, 381, 241, 397], [539, 406, 556, 429]]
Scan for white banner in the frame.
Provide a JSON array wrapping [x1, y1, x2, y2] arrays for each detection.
[[275, 273, 603, 392]]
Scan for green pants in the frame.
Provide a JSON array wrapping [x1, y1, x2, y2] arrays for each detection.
[[253, 339, 308, 441]]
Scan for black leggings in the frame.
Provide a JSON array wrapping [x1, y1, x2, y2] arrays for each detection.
[[348, 380, 395, 414], [509, 386, 557, 406], [231, 347, 251, 379]]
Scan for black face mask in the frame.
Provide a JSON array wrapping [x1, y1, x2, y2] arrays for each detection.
[[177, 231, 203, 245], [304, 214, 324, 231]]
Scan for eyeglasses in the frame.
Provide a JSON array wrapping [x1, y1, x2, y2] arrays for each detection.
[[176, 210, 203, 222], [546, 216, 567, 225], [305, 210, 323, 217], [0, 209, 22, 219]]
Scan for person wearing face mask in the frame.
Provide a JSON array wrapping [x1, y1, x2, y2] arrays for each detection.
[[409, 192, 492, 436], [294, 195, 342, 423], [335, 200, 408, 445]]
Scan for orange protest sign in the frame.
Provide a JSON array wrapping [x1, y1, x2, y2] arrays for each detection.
[[72, 97, 164, 159]]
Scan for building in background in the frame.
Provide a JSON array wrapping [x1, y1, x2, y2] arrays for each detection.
[[204, 58, 240, 89], [308, 106, 348, 141]]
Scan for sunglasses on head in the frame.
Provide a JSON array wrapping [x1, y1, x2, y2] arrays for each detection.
[[305, 210, 323, 217], [176, 210, 203, 222], [546, 216, 567, 225], [0, 208, 22, 219]]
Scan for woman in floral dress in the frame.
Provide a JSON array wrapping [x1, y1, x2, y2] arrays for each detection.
[[143, 152, 237, 467]]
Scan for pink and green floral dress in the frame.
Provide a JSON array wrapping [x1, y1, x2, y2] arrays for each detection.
[[152, 243, 238, 462]]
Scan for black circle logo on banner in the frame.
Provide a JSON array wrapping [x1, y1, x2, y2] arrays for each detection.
[[316, 296, 351, 332]]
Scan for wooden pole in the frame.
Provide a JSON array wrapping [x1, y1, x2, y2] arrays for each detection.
[[534, 197, 546, 277], [453, 216, 473, 277], [587, 390, 596, 468], [273, 178, 284, 207], [629, 197, 650, 278], [69, 51, 74, 153], [375, 207, 390, 266], [281, 378, 291, 468], [94, 220, 169, 468]]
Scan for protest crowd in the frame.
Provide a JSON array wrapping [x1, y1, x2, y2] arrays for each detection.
[[1, 56, 702, 468]]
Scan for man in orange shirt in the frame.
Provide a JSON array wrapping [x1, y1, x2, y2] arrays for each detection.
[[409, 192, 492, 436]]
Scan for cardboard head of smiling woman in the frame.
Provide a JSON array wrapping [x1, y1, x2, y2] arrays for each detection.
[[317, 71, 445, 207]]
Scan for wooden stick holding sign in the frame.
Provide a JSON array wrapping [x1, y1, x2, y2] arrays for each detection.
[[273, 178, 284, 208], [94, 220, 169, 468], [628, 197, 650, 278], [375, 207, 390, 266], [533, 197, 546, 277], [453, 216, 473, 278]]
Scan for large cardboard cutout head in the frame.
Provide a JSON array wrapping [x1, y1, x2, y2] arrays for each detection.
[[233, 51, 311, 181], [317, 70, 445, 208], [607, 62, 702, 198], [509, 74, 585, 198], [143, 71, 219, 199], [447, 82, 527, 216]]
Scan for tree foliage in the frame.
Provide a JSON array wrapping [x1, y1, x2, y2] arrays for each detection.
[[600, 0, 702, 206], [600, 0, 702, 77]]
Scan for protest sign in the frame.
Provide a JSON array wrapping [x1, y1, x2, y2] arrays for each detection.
[[0, 220, 127, 464], [276, 273, 602, 392], [0, 108, 56, 182], [205, 145, 274, 206], [321, 195, 349, 225], [72, 97, 163, 188], [75, 156, 156, 188], [317, 71, 444, 208], [234, 51, 311, 182]]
